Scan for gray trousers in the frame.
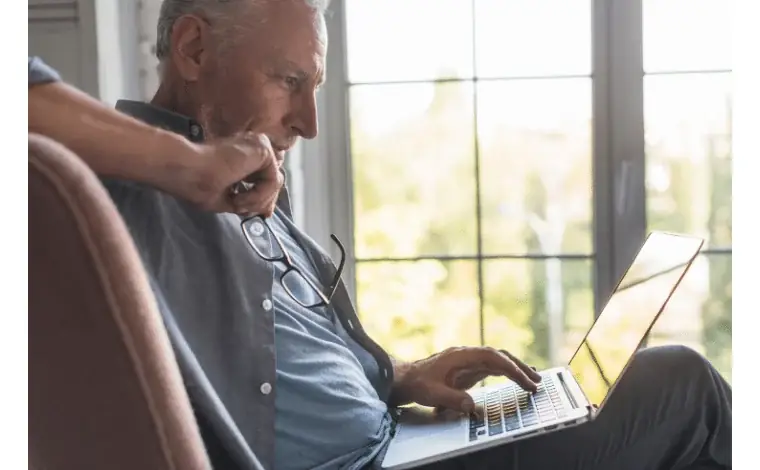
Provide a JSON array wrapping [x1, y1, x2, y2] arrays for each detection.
[[423, 345, 732, 470]]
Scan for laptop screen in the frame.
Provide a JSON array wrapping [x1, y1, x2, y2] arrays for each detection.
[[567, 232, 703, 409]]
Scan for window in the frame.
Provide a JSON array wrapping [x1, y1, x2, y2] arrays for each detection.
[[302, 0, 732, 381], [641, 0, 732, 381]]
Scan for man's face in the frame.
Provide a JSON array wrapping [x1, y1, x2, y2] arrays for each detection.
[[173, 0, 327, 162]]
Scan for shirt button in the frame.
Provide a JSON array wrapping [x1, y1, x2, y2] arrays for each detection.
[[250, 221, 265, 236], [190, 124, 201, 138], [262, 298, 273, 311], [260, 382, 272, 395]]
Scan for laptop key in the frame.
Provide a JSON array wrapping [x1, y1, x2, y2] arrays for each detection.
[[539, 408, 557, 422], [537, 404, 552, 414], [487, 412, 501, 434], [521, 412, 539, 427], [504, 414, 521, 431]]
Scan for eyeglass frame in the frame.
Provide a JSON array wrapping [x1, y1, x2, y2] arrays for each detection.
[[240, 215, 346, 309]]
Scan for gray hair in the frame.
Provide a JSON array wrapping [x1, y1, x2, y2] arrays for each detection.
[[155, 0, 329, 63]]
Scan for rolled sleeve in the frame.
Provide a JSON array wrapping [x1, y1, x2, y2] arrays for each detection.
[[29, 56, 61, 86]]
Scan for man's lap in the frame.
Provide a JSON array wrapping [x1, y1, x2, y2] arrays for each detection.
[[420, 345, 731, 470]]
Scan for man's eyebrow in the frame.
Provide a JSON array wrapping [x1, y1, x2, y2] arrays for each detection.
[[279, 58, 325, 85]]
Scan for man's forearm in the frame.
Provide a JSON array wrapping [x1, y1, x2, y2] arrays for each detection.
[[28, 81, 194, 186]]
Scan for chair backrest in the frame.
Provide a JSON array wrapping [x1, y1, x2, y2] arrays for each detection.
[[28, 134, 211, 470]]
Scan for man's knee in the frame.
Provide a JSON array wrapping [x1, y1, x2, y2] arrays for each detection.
[[630, 345, 712, 380]]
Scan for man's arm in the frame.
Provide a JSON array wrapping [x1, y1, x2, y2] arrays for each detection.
[[27, 56, 283, 216], [29, 79, 194, 189]]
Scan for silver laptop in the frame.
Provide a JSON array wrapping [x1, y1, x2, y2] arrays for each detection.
[[380, 231, 704, 470]]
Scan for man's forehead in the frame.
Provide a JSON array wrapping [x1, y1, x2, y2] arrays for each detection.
[[241, 6, 326, 79], [246, 0, 327, 43], [244, 2, 327, 65]]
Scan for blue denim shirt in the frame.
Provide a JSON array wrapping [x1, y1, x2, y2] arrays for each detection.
[[102, 100, 395, 470], [265, 212, 392, 470]]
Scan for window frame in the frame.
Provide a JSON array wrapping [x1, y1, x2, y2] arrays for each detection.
[[299, 0, 730, 318]]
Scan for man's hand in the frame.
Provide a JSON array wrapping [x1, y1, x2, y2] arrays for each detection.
[[390, 347, 542, 414], [161, 132, 284, 216]]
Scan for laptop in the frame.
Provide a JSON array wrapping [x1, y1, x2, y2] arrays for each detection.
[[380, 231, 704, 470]]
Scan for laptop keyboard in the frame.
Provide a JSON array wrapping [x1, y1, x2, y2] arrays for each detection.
[[468, 379, 567, 442]]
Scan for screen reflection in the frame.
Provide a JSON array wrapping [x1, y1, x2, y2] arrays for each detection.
[[568, 232, 704, 408]]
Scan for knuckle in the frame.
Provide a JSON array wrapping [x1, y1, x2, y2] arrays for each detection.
[[441, 346, 459, 356], [482, 346, 499, 355], [247, 132, 265, 145], [476, 346, 499, 362]]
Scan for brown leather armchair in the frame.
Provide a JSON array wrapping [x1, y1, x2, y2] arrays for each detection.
[[28, 133, 211, 470]]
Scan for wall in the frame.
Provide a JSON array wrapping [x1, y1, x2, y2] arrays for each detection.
[[28, 0, 142, 104]]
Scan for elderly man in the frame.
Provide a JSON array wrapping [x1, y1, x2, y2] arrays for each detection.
[[104, 1, 732, 469]]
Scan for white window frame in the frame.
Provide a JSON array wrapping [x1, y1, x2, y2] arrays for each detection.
[[300, 0, 658, 314]]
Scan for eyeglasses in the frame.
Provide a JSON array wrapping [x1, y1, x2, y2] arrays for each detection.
[[240, 215, 346, 309]]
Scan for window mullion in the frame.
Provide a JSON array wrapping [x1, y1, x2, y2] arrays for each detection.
[[593, 0, 646, 315], [322, 0, 357, 302]]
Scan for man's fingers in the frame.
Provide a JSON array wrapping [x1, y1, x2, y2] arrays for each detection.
[[231, 169, 284, 216], [227, 131, 280, 194], [189, 132, 283, 214], [234, 188, 278, 217], [237, 133, 275, 169], [423, 383, 475, 414], [499, 349, 543, 382], [456, 348, 539, 392]]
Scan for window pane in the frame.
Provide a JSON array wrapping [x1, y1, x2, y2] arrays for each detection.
[[351, 82, 477, 258], [477, 79, 593, 255], [356, 260, 481, 362], [475, 0, 591, 78], [482, 258, 594, 374], [645, 73, 732, 248], [643, 0, 732, 73], [345, 0, 474, 83], [647, 254, 732, 383]]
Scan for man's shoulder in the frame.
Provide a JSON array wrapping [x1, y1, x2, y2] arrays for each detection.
[[99, 178, 176, 250], [101, 177, 166, 216], [101, 177, 240, 243]]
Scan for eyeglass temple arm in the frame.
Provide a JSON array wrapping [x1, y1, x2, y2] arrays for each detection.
[[326, 234, 347, 298]]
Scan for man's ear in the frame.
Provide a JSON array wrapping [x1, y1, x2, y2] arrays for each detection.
[[170, 14, 213, 82]]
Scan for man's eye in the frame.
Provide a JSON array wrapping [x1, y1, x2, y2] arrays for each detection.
[[284, 76, 299, 89]]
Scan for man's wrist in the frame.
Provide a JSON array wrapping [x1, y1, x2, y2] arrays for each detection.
[[388, 357, 416, 408], [148, 129, 206, 193]]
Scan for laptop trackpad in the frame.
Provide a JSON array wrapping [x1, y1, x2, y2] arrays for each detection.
[[396, 407, 465, 443]]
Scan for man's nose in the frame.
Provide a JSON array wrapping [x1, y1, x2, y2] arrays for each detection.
[[292, 92, 318, 140]]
